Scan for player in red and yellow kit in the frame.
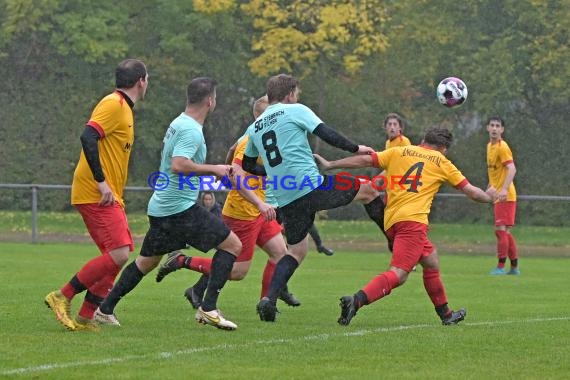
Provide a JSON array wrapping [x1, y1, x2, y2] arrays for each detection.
[[44, 59, 149, 331], [315, 127, 494, 326], [486, 116, 519, 275], [383, 113, 412, 149], [155, 95, 301, 308], [378, 113, 413, 253]]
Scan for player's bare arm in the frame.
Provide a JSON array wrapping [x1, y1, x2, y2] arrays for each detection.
[[225, 142, 238, 165], [229, 163, 276, 221], [356, 145, 375, 155], [313, 153, 375, 171], [498, 163, 516, 202], [170, 156, 230, 178], [461, 183, 494, 203]]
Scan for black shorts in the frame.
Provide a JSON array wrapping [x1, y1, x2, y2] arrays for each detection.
[[139, 204, 231, 257], [280, 174, 359, 245]]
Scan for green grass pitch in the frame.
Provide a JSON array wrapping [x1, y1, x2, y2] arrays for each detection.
[[0, 241, 568, 379]]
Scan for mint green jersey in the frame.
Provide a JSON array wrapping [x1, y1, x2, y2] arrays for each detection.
[[244, 103, 323, 207], [148, 113, 206, 217]]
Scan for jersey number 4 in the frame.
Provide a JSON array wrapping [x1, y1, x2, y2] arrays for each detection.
[[262, 131, 282, 167], [399, 162, 424, 192]]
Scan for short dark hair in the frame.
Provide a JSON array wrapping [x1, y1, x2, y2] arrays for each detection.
[[486, 116, 505, 127], [187, 77, 217, 105], [423, 127, 453, 149], [266, 74, 299, 103], [383, 113, 404, 129], [115, 59, 147, 89]]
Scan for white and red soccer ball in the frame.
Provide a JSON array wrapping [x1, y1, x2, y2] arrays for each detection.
[[436, 77, 468, 108]]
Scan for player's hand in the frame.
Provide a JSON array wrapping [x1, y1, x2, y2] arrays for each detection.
[[313, 154, 331, 171], [485, 186, 499, 203], [356, 145, 375, 155], [227, 164, 242, 187], [497, 188, 508, 202], [230, 163, 245, 179], [258, 203, 276, 221], [213, 164, 231, 180], [97, 181, 115, 206]]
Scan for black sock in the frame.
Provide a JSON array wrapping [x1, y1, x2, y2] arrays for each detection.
[[498, 258, 507, 265], [308, 224, 322, 247], [69, 274, 87, 294], [435, 303, 451, 319], [201, 250, 236, 312], [267, 255, 299, 303], [85, 291, 104, 307], [193, 274, 209, 299], [363, 196, 391, 245], [510, 259, 518, 267], [354, 290, 368, 310], [99, 261, 144, 314]]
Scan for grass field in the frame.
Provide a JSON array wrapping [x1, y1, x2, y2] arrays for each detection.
[[1, 239, 569, 379], [1, 210, 569, 252]]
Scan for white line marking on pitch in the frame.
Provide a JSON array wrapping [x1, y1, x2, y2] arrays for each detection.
[[2, 316, 568, 376]]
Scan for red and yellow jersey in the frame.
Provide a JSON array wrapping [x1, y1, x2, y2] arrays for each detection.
[[487, 139, 516, 202], [222, 135, 266, 220], [385, 134, 411, 150], [372, 145, 468, 230], [71, 91, 134, 207]]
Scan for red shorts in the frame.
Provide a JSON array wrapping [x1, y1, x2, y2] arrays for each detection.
[[75, 202, 134, 254], [222, 215, 283, 262], [386, 221, 434, 272], [494, 201, 516, 227]]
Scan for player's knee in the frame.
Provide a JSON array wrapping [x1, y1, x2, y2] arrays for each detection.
[[135, 255, 160, 274], [109, 248, 130, 267], [356, 183, 379, 203], [390, 266, 409, 284], [420, 250, 439, 269], [229, 261, 250, 280], [222, 233, 242, 256], [230, 270, 247, 281], [265, 248, 286, 261]]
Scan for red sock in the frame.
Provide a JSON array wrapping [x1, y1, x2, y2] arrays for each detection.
[[78, 265, 121, 320], [185, 256, 212, 275], [78, 300, 99, 320], [362, 270, 400, 304], [261, 260, 276, 298], [60, 282, 79, 300], [61, 254, 119, 300], [495, 230, 509, 268], [507, 233, 518, 262], [423, 268, 448, 307]]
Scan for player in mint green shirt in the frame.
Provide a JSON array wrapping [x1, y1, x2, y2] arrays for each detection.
[[242, 74, 388, 322], [148, 112, 206, 216], [244, 102, 323, 206], [97, 77, 242, 331]]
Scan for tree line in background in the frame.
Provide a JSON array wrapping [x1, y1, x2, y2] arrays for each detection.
[[0, 0, 568, 225]]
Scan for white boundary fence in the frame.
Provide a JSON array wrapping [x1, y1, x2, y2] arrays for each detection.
[[1, 183, 569, 244]]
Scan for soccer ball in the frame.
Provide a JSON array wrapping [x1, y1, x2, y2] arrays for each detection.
[[436, 77, 468, 108]]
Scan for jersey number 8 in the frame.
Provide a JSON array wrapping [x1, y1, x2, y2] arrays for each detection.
[[262, 131, 283, 167]]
